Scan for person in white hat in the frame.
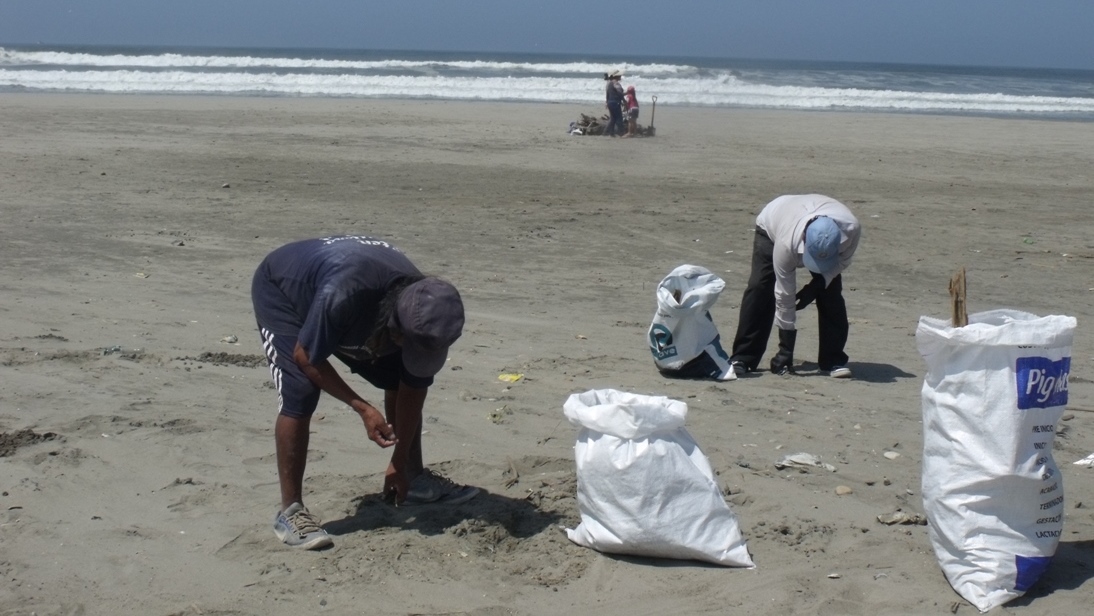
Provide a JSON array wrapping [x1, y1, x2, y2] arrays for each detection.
[[603, 71, 626, 137], [728, 194, 862, 378]]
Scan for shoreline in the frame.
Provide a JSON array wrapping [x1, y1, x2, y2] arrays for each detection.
[[4, 90, 1094, 124]]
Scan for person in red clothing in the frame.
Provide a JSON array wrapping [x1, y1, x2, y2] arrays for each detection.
[[623, 85, 640, 137]]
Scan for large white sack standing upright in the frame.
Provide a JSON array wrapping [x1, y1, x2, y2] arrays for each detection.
[[563, 389, 754, 567], [917, 309, 1076, 612], [648, 264, 736, 381]]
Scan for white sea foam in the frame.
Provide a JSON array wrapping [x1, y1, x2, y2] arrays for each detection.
[[3, 47, 1093, 117], [0, 48, 689, 76], [5, 69, 1093, 116]]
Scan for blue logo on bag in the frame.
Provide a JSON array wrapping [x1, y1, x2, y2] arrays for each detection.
[[1014, 555, 1052, 592], [649, 324, 678, 360], [1016, 357, 1070, 410]]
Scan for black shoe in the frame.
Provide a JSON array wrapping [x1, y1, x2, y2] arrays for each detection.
[[828, 366, 853, 379]]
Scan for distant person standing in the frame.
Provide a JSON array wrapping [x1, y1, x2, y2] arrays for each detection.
[[728, 195, 862, 379], [252, 235, 478, 550], [623, 85, 640, 137], [604, 70, 625, 137]]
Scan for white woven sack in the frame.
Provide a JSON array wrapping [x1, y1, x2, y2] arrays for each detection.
[[563, 389, 753, 567], [647, 264, 735, 380], [917, 309, 1075, 612]]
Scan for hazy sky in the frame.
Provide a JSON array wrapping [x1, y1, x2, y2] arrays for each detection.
[[2, 1, 1092, 70]]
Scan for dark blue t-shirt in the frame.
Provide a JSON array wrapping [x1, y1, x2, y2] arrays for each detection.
[[252, 235, 429, 386]]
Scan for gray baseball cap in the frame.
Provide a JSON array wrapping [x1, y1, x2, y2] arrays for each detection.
[[396, 278, 465, 378]]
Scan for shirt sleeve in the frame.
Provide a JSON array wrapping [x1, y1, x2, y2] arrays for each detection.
[[297, 283, 354, 364], [772, 243, 798, 330]]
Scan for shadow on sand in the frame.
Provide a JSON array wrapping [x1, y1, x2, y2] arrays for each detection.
[[795, 361, 917, 384], [322, 489, 565, 539]]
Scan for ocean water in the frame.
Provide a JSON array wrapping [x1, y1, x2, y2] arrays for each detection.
[[3, 45, 1094, 120]]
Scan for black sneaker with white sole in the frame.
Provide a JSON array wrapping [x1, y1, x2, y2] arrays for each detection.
[[828, 366, 853, 379], [401, 469, 480, 507]]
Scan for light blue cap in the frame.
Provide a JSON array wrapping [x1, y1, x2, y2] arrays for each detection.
[[803, 216, 840, 275]]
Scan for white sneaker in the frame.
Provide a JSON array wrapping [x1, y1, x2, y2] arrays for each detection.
[[273, 502, 333, 550], [829, 366, 853, 379]]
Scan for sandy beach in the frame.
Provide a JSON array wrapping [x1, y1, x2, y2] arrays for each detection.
[[1, 93, 1093, 615]]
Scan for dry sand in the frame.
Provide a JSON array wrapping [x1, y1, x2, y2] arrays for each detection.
[[1, 94, 1092, 615]]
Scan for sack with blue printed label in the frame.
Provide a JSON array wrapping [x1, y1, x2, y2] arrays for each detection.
[[647, 264, 735, 381], [916, 309, 1076, 612]]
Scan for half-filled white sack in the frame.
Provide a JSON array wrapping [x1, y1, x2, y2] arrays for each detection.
[[648, 264, 735, 380], [917, 309, 1075, 612], [563, 389, 754, 567]]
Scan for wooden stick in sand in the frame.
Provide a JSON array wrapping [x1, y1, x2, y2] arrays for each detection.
[[949, 267, 968, 327]]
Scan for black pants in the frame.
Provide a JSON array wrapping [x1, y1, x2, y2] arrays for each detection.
[[605, 101, 624, 136], [730, 228, 849, 371]]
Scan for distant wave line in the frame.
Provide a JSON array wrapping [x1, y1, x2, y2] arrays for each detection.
[[0, 48, 691, 76], [3, 69, 1093, 114]]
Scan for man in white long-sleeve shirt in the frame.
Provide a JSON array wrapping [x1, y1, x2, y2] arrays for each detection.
[[728, 194, 861, 378]]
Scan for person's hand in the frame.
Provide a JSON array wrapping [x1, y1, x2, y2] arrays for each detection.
[[384, 462, 410, 505], [795, 276, 824, 310], [356, 403, 396, 448], [769, 329, 797, 376]]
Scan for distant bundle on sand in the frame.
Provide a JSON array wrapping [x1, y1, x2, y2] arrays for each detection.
[[569, 112, 654, 137]]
